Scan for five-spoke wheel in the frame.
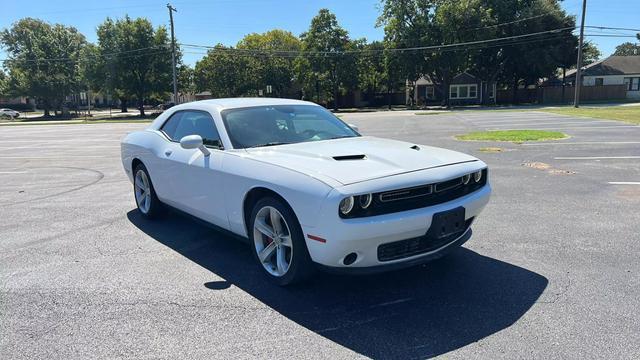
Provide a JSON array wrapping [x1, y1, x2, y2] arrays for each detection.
[[250, 197, 313, 285]]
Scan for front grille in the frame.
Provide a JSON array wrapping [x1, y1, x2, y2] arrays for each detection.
[[340, 168, 488, 219], [377, 218, 474, 261]]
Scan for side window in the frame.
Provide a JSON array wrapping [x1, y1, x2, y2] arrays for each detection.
[[164, 110, 222, 148], [160, 112, 183, 140]]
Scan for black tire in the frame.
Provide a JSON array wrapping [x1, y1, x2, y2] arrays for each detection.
[[249, 197, 314, 286], [133, 163, 163, 219]]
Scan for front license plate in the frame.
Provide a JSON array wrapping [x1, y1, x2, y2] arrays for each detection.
[[428, 207, 466, 239]]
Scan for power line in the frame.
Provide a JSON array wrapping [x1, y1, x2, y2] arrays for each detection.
[[179, 26, 577, 56]]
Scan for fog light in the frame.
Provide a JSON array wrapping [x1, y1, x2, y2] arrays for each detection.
[[462, 174, 471, 185], [339, 196, 354, 215], [473, 170, 482, 182], [343, 252, 358, 266], [358, 194, 372, 209]]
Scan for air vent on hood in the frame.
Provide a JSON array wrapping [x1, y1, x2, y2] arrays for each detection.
[[333, 154, 366, 161], [410, 145, 421, 151]]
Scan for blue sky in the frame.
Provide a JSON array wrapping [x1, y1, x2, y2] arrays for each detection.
[[1, 0, 639, 66]]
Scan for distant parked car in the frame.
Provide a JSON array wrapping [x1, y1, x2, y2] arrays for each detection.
[[0, 108, 20, 119]]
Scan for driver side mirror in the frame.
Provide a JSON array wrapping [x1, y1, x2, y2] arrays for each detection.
[[180, 135, 211, 156], [348, 123, 359, 132]]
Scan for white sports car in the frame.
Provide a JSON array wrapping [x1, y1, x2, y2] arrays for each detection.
[[121, 98, 491, 285]]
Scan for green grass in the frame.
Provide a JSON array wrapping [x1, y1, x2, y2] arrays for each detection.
[[456, 130, 568, 142], [539, 106, 640, 125]]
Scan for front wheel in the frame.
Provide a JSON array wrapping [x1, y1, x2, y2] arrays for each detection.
[[250, 197, 313, 286]]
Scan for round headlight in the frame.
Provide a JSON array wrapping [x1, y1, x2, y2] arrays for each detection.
[[339, 196, 355, 215], [473, 170, 482, 182], [358, 194, 372, 209], [462, 174, 471, 185]]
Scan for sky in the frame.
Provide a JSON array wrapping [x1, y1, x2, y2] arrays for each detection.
[[1, 0, 639, 66]]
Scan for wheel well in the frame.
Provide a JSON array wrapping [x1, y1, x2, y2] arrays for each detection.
[[243, 187, 291, 235], [131, 158, 143, 172]]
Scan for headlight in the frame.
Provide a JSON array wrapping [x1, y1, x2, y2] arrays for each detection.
[[339, 196, 355, 215], [358, 194, 372, 209], [462, 174, 471, 185], [473, 170, 482, 182]]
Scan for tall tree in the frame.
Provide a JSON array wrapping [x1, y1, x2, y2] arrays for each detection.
[[0, 69, 8, 98], [177, 64, 195, 102], [1, 18, 86, 117], [379, 0, 580, 105], [194, 45, 251, 97], [96, 16, 172, 116], [237, 30, 301, 97], [299, 9, 358, 110], [355, 40, 386, 102]]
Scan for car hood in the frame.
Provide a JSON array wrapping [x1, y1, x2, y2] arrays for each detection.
[[243, 136, 478, 186]]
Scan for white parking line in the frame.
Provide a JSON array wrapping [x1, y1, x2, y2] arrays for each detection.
[[555, 156, 640, 160], [0, 155, 111, 159], [608, 182, 640, 185]]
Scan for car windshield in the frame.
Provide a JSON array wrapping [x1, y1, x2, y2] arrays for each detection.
[[221, 105, 359, 149]]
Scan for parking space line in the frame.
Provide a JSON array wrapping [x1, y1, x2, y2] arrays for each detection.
[[554, 156, 640, 160], [608, 182, 640, 185]]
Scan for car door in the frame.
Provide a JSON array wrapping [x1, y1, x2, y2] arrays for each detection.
[[159, 110, 229, 229]]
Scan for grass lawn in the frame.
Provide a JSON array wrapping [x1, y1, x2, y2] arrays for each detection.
[[456, 130, 568, 142], [539, 106, 640, 125]]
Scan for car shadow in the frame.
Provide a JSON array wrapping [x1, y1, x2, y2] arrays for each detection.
[[127, 210, 547, 359]]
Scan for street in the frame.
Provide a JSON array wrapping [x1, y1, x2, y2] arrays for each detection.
[[1, 110, 639, 359]]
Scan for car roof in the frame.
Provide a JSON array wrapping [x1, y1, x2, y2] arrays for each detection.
[[174, 98, 318, 111]]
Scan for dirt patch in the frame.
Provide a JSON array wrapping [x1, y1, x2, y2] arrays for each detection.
[[479, 147, 505, 153], [522, 162, 575, 175]]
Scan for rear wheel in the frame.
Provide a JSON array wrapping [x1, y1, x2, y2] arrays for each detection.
[[250, 197, 313, 286], [133, 163, 162, 219]]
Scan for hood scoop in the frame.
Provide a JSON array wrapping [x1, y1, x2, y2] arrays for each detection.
[[333, 154, 366, 161]]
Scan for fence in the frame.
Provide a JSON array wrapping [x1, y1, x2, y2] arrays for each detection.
[[540, 85, 627, 104]]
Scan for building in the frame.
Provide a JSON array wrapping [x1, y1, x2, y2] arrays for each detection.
[[566, 56, 640, 100], [409, 72, 497, 106]]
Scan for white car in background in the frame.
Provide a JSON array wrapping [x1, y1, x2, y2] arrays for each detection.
[[121, 98, 491, 285], [0, 108, 20, 119]]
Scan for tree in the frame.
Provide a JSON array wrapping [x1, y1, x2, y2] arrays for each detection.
[[299, 9, 358, 110], [194, 44, 251, 97], [177, 64, 195, 102], [355, 40, 386, 101], [613, 35, 640, 56], [581, 42, 601, 66], [1, 18, 86, 117], [237, 30, 301, 97], [96, 16, 172, 116], [378, 0, 581, 105], [0, 70, 8, 98]]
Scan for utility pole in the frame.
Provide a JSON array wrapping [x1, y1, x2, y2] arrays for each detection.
[[167, 3, 178, 104], [574, 0, 587, 108]]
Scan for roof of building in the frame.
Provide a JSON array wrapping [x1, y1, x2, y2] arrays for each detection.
[[566, 56, 640, 78]]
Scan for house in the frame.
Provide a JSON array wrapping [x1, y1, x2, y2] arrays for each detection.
[[565, 56, 640, 99], [409, 72, 497, 106]]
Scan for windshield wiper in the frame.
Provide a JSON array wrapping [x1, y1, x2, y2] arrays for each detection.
[[326, 135, 353, 140], [249, 141, 291, 148]]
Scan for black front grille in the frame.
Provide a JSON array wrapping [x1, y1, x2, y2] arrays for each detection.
[[340, 168, 488, 219], [377, 218, 474, 261]]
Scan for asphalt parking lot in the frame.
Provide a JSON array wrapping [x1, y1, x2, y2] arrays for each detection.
[[1, 110, 639, 359]]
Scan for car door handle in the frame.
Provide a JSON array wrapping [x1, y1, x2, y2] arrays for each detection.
[[164, 149, 173, 156]]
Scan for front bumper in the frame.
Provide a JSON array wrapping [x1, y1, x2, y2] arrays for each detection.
[[303, 183, 491, 269]]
